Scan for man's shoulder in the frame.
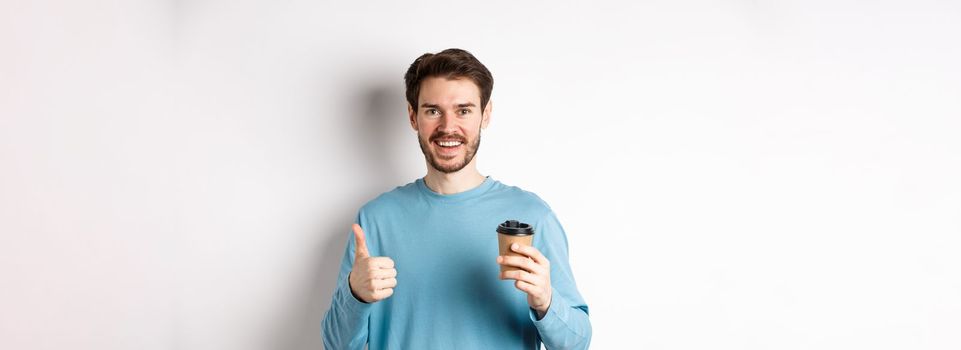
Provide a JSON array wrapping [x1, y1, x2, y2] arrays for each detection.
[[358, 180, 420, 215], [488, 179, 554, 216]]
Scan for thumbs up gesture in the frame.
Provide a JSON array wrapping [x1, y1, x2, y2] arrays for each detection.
[[348, 224, 398, 303]]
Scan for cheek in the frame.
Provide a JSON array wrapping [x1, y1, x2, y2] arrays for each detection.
[[416, 120, 436, 133], [418, 129, 433, 142]]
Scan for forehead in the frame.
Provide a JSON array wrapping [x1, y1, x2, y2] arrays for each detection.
[[418, 76, 481, 106]]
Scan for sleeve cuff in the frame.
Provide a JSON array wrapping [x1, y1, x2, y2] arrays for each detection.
[[335, 275, 374, 316], [530, 288, 571, 329]]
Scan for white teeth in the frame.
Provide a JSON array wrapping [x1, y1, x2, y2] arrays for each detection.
[[437, 141, 462, 147]]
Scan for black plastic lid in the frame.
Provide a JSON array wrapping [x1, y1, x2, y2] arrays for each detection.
[[497, 220, 534, 236]]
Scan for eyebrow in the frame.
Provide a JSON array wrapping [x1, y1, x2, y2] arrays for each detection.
[[420, 102, 477, 109]]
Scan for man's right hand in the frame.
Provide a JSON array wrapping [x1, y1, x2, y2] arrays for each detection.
[[348, 223, 397, 303]]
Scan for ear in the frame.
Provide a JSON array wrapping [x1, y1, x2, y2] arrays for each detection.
[[408, 103, 417, 131], [481, 100, 492, 129]]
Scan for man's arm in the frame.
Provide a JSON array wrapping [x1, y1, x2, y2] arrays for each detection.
[[321, 222, 373, 349], [530, 210, 592, 349], [499, 210, 592, 349]]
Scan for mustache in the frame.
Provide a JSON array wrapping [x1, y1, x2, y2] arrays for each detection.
[[429, 132, 467, 143]]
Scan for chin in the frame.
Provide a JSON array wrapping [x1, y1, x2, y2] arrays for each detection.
[[432, 158, 468, 174]]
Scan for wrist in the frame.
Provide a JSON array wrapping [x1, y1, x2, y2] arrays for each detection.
[[534, 295, 552, 320]]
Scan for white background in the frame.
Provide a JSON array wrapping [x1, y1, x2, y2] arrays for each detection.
[[2, 1, 959, 349]]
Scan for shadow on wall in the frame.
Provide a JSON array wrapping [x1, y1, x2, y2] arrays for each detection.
[[266, 76, 410, 350]]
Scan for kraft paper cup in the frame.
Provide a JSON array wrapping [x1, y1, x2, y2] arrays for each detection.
[[497, 220, 534, 273]]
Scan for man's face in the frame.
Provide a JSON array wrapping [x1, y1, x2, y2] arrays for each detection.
[[408, 76, 491, 174]]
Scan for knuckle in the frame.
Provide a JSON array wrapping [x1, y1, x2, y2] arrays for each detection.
[[524, 271, 535, 281], [374, 257, 395, 268]]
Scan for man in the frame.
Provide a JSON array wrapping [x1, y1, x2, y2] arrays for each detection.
[[322, 48, 591, 349]]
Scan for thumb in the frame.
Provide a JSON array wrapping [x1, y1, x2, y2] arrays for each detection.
[[352, 223, 370, 259]]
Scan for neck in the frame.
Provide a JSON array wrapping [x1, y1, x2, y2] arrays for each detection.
[[423, 163, 486, 195]]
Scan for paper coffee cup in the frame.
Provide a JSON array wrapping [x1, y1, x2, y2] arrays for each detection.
[[497, 220, 534, 273]]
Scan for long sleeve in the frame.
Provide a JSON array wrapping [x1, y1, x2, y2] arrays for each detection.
[[321, 223, 373, 350], [530, 210, 592, 349]]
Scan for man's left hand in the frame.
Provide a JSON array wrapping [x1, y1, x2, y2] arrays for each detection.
[[497, 243, 552, 318]]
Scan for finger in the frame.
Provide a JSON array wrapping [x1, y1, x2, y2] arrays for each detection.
[[514, 280, 540, 295], [352, 224, 370, 259], [373, 278, 398, 290], [500, 270, 539, 285], [370, 268, 397, 280], [374, 288, 394, 300], [498, 255, 542, 273], [511, 243, 549, 266], [368, 257, 395, 269]]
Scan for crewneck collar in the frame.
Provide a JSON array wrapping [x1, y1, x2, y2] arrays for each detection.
[[416, 175, 495, 202]]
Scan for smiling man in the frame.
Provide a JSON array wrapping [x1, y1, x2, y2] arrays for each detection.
[[322, 48, 591, 349]]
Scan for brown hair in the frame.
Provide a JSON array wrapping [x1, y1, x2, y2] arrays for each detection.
[[404, 48, 493, 112]]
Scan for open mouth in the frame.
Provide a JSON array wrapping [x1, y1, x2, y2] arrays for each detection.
[[434, 139, 464, 148], [432, 138, 464, 156]]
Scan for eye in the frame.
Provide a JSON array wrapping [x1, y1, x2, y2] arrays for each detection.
[[425, 109, 439, 116], [459, 109, 471, 115]]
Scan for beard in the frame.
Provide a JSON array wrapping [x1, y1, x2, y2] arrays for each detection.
[[417, 129, 481, 174]]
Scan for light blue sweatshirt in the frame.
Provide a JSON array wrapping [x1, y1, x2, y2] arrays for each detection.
[[322, 176, 591, 349]]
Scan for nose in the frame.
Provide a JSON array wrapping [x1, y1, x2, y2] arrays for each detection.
[[437, 111, 458, 133]]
